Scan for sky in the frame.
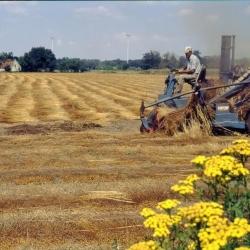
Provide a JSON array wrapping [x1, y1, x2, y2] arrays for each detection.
[[0, 1, 250, 60]]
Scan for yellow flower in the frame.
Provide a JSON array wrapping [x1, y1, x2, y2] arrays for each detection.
[[228, 218, 250, 238], [191, 155, 207, 165], [233, 139, 249, 145], [140, 208, 156, 218], [171, 174, 199, 195], [221, 139, 250, 159], [128, 240, 160, 250], [156, 199, 180, 211], [171, 183, 194, 195], [198, 216, 250, 250], [129, 140, 250, 250], [186, 174, 200, 183], [202, 155, 249, 183], [178, 202, 224, 227], [144, 213, 181, 238]]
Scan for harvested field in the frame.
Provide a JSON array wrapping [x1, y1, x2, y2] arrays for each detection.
[[0, 72, 246, 250], [0, 72, 164, 124]]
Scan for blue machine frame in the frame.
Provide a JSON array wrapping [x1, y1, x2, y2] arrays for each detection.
[[213, 103, 246, 130], [158, 73, 189, 108], [140, 73, 250, 133]]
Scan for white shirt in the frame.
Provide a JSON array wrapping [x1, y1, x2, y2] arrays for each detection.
[[187, 54, 201, 74]]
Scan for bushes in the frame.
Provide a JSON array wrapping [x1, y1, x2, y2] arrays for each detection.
[[128, 140, 250, 250]]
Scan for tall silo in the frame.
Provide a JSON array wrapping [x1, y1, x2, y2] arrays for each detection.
[[220, 35, 235, 82]]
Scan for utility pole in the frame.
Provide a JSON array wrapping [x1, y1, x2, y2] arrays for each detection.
[[126, 33, 131, 64], [50, 37, 54, 53]]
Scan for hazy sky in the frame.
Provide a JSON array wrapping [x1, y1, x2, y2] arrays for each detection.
[[0, 1, 249, 60]]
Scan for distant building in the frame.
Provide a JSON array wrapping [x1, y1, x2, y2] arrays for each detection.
[[0, 59, 22, 72]]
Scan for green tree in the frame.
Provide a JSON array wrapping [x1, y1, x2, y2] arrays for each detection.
[[84, 59, 100, 70], [168, 54, 178, 69], [68, 58, 81, 72], [56, 58, 100, 72], [142, 50, 161, 69], [0, 52, 14, 61], [160, 52, 170, 68], [160, 53, 179, 69], [21, 47, 56, 72], [128, 59, 143, 69]]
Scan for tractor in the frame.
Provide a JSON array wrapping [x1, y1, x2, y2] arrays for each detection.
[[140, 69, 250, 135], [158, 65, 207, 108]]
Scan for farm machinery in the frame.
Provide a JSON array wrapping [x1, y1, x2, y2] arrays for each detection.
[[139, 35, 250, 135], [154, 64, 207, 108], [140, 69, 250, 135]]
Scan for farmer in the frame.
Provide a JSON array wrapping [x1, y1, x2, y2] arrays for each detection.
[[175, 46, 201, 93]]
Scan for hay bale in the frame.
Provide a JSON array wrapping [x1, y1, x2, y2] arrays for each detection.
[[156, 94, 214, 135]]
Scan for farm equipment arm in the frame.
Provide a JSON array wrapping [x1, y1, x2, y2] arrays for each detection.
[[208, 76, 250, 104], [143, 80, 250, 109]]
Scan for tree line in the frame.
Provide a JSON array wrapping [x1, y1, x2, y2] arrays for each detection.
[[0, 47, 249, 72]]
